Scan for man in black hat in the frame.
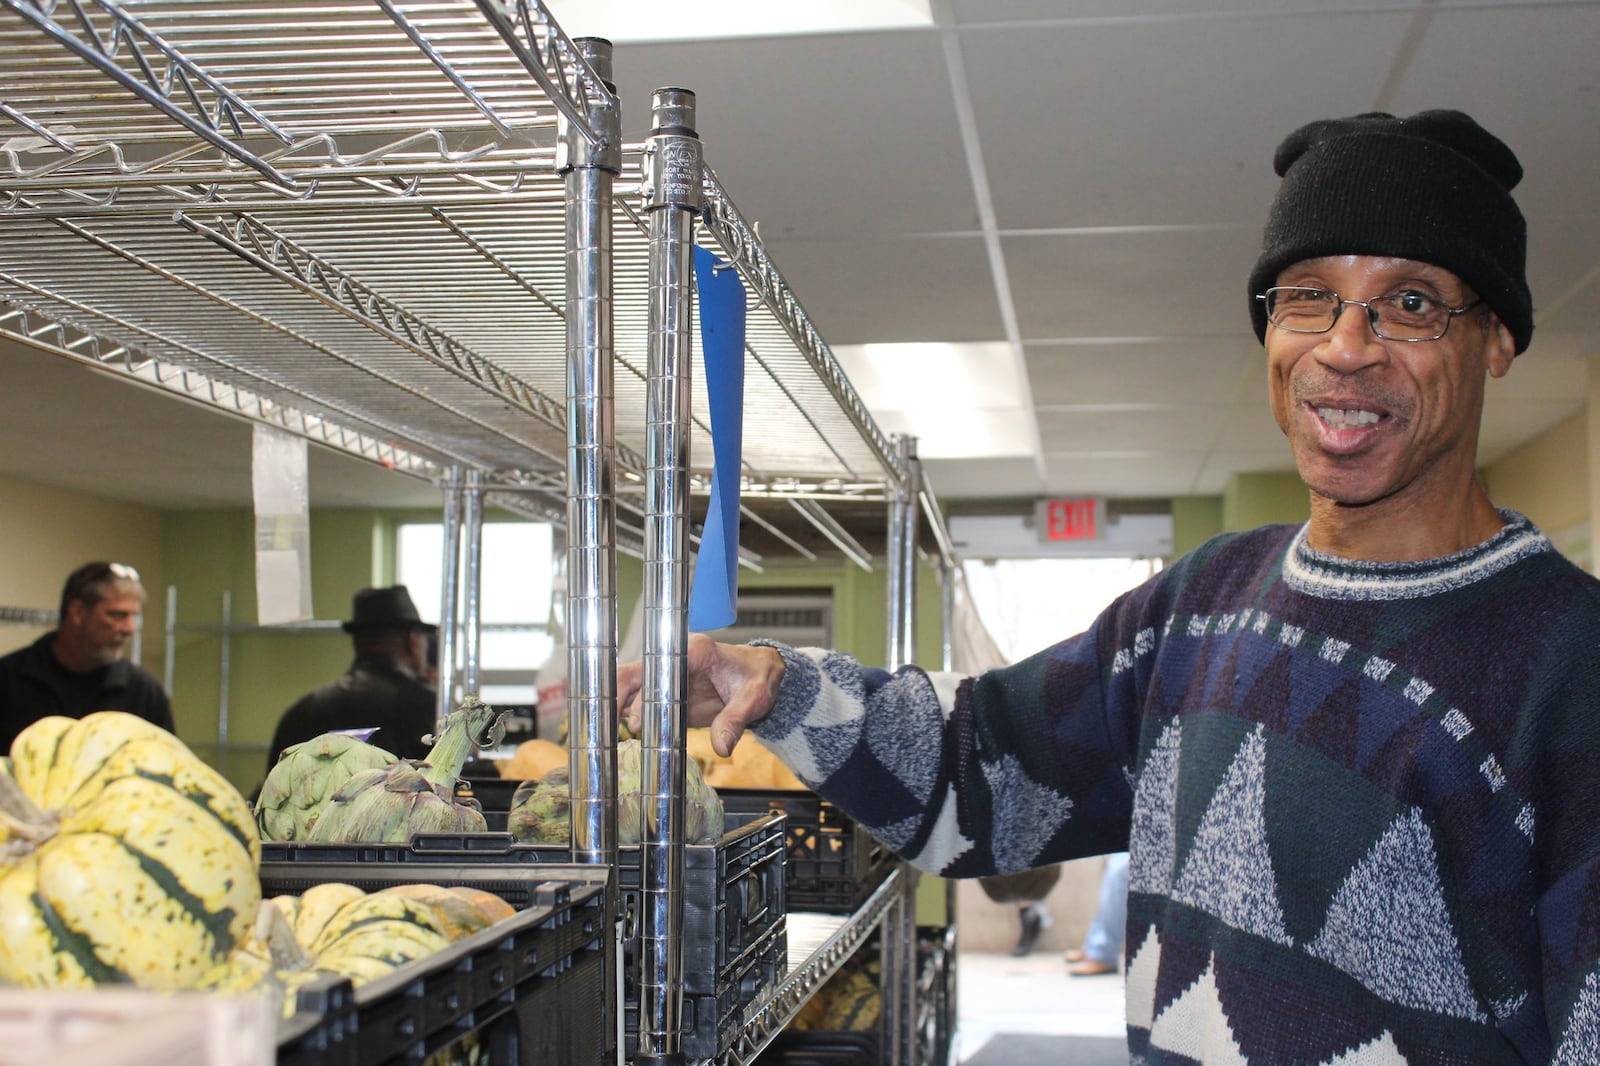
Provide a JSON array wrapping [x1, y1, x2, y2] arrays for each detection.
[[619, 111, 1600, 1060], [265, 585, 439, 768]]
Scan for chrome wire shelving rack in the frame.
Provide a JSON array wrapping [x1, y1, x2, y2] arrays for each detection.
[[0, 0, 907, 550]]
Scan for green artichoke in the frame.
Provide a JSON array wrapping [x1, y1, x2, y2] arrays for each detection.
[[304, 696, 505, 844], [508, 739, 724, 846], [506, 768, 572, 844], [255, 732, 399, 841]]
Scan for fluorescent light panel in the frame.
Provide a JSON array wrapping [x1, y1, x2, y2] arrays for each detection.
[[545, 0, 933, 42], [833, 341, 1038, 460]]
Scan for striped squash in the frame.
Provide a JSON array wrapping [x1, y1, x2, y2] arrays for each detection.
[[820, 968, 883, 1032], [307, 891, 452, 984], [379, 884, 497, 941], [0, 712, 261, 990]]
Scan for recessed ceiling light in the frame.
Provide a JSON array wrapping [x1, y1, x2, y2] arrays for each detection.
[[545, 0, 933, 43], [833, 341, 1038, 459]]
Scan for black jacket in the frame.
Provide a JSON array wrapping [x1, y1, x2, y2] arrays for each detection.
[[0, 632, 175, 753], [266, 652, 438, 770]]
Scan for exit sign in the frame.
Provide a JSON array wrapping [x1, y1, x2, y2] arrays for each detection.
[[1037, 498, 1105, 542]]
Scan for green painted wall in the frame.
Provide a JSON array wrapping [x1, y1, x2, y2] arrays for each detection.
[[0, 475, 167, 660], [1169, 495, 1225, 558], [162, 508, 385, 792], [1482, 410, 1590, 567], [1222, 470, 1310, 531], [735, 557, 945, 666]]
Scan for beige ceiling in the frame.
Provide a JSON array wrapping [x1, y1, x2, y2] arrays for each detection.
[[2, 0, 1597, 514]]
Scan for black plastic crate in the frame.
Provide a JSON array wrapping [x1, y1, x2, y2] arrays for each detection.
[[754, 1031, 880, 1065], [458, 776, 521, 817], [264, 863, 610, 1066], [261, 809, 785, 997], [262, 810, 787, 1058], [718, 789, 894, 914], [626, 912, 788, 1060]]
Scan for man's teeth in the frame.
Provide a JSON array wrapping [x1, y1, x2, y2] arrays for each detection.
[[1316, 406, 1380, 429]]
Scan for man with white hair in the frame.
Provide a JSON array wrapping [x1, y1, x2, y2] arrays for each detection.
[[0, 561, 173, 749]]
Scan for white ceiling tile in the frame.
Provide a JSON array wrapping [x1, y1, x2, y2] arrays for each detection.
[[1391, 5, 1600, 218], [1195, 450, 1298, 495], [958, 10, 1417, 229], [1490, 346, 1590, 403], [1041, 453, 1208, 499], [1528, 219, 1600, 334], [1037, 404, 1232, 454], [952, 1, 1418, 20], [1204, 401, 1286, 455], [1518, 329, 1600, 367], [1003, 228, 1265, 338], [757, 235, 1005, 344], [609, 33, 976, 238], [921, 457, 1045, 498], [1026, 338, 1258, 407], [1481, 399, 1589, 465]]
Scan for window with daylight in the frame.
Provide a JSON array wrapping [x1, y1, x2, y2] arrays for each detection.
[[395, 522, 558, 704], [961, 556, 1162, 665]]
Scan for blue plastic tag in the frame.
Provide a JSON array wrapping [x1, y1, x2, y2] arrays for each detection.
[[688, 246, 746, 632]]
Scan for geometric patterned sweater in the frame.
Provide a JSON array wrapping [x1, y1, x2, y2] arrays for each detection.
[[748, 511, 1600, 1065]]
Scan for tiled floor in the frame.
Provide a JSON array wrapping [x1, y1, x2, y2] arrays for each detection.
[[954, 951, 1126, 1062]]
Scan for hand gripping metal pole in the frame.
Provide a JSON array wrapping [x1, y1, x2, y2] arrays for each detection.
[[561, 36, 622, 1066], [638, 85, 703, 1066]]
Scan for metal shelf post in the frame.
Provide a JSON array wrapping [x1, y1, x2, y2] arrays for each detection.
[[560, 35, 624, 1066], [436, 467, 465, 728], [885, 434, 924, 1066], [461, 469, 485, 697], [638, 84, 703, 1066]]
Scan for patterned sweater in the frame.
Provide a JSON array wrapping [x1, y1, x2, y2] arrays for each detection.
[[750, 512, 1600, 1065]]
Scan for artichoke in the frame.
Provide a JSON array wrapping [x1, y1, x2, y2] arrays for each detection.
[[256, 732, 399, 842], [507, 739, 724, 846], [506, 768, 572, 844], [305, 696, 507, 844]]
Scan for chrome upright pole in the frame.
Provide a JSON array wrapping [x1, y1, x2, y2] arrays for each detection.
[[562, 38, 623, 1066], [637, 84, 702, 1066], [436, 466, 464, 726]]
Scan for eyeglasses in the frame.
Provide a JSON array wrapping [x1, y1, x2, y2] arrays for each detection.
[[1257, 286, 1482, 342], [63, 561, 140, 600], [59, 561, 142, 619]]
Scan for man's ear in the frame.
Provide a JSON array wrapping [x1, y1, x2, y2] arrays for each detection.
[[1487, 317, 1516, 379]]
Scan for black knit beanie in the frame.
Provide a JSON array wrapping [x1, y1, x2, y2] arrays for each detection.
[[1247, 109, 1533, 354]]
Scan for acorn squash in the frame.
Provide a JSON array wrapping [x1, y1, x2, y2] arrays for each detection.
[[0, 712, 261, 990]]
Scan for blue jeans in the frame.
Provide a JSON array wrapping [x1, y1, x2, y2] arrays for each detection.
[[1080, 852, 1129, 966]]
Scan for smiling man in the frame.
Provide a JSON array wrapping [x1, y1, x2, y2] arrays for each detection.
[[619, 110, 1600, 1064], [1247, 110, 1532, 567], [0, 561, 175, 750]]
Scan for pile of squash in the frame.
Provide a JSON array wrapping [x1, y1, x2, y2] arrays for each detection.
[[202, 880, 516, 1015], [0, 710, 519, 1010], [686, 729, 807, 790], [789, 953, 882, 1033], [496, 729, 807, 790]]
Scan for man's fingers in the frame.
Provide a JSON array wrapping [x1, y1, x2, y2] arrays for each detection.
[[712, 720, 741, 759]]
